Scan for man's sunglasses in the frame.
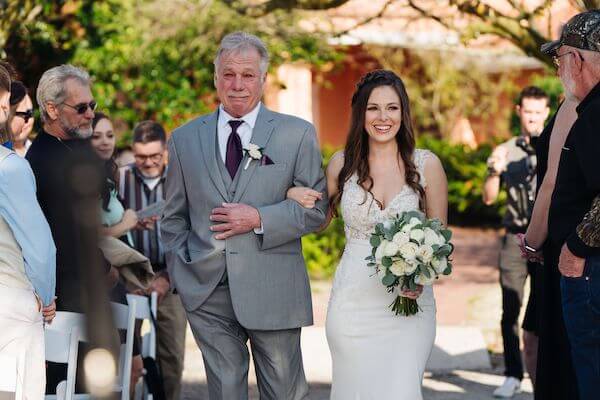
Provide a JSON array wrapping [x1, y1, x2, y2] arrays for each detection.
[[14, 109, 34, 123], [62, 100, 97, 114]]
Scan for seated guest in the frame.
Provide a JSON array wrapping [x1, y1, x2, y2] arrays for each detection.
[[0, 61, 56, 399], [8, 80, 34, 157]]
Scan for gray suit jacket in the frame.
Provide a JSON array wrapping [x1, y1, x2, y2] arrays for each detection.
[[161, 106, 328, 330]]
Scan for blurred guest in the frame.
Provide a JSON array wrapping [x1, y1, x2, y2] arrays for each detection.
[[91, 111, 145, 393], [483, 86, 549, 397], [119, 121, 186, 400], [8, 80, 34, 157], [0, 61, 56, 399], [537, 11, 600, 399]]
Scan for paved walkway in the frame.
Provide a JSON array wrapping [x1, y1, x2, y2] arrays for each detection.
[[181, 227, 534, 399]]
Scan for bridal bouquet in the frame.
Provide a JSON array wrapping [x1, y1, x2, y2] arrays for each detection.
[[365, 211, 454, 316]]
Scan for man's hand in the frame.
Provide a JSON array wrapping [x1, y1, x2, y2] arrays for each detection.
[[487, 146, 509, 175], [136, 215, 159, 231], [147, 275, 170, 303], [210, 203, 261, 240], [42, 299, 57, 323], [558, 243, 586, 278]]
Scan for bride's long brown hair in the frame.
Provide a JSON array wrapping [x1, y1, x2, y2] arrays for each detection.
[[330, 70, 426, 215]]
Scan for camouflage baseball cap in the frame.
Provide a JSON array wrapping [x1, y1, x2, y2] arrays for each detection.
[[541, 10, 600, 56]]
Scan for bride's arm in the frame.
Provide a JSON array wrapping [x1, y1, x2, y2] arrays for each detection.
[[423, 154, 448, 226], [286, 151, 343, 230]]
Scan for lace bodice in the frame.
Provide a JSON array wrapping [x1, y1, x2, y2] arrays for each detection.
[[340, 149, 433, 241]]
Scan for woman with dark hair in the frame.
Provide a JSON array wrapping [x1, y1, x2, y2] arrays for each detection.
[[9, 80, 34, 157], [0, 62, 56, 397], [91, 112, 138, 242], [288, 70, 448, 398], [90, 112, 146, 392]]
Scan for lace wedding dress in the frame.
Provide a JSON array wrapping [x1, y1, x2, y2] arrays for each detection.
[[326, 149, 436, 400]]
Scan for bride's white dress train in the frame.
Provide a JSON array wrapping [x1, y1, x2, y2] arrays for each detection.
[[326, 149, 436, 400]]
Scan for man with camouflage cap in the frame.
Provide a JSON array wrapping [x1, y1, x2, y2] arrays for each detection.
[[540, 9, 600, 400]]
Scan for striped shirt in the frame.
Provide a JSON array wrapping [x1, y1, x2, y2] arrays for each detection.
[[118, 164, 167, 269]]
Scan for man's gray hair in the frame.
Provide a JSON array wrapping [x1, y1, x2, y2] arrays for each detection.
[[37, 64, 91, 122], [214, 32, 270, 75]]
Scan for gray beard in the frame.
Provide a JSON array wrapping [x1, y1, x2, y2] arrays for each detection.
[[60, 118, 92, 139]]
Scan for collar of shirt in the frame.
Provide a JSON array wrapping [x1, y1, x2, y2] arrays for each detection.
[[217, 102, 262, 163], [132, 165, 167, 189], [576, 80, 600, 115]]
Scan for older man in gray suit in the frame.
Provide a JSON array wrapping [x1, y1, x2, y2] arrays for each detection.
[[161, 31, 328, 399]]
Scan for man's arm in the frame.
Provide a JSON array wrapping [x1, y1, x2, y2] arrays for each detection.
[[257, 124, 328, 250], [566, 110, 600, 258], [482, 146, 507, 205], [160, 135, 191, 260]]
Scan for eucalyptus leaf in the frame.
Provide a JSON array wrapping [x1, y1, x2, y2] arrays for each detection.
[[382, 257, 392, 267]]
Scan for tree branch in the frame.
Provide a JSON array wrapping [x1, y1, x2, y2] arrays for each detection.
[[334, 0, 398, 37]]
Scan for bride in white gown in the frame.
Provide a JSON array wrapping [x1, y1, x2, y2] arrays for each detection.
[[287, 70, 448, 399]]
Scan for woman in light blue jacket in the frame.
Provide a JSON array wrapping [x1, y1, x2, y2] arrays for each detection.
[[0, 62, 57, 398]]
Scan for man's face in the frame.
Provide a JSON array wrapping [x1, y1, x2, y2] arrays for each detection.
[[214, 48, 266, 118], [133, 140, 166, 178], [516, 97, 550, 136], [56, 79, 95, 139], [0, 90, 9, 138], [556, 45, 582, 101]]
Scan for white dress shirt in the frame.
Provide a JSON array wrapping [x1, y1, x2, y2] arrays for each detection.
[[217, 102, 261, 164], [216, 102, 264, 234]]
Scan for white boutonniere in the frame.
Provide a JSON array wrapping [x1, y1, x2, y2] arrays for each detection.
[[243, 143, 264, 170]]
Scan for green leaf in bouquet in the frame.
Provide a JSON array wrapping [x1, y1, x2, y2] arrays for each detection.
[[435, 244, 453, 257], [382, 257, 392, 268], [408, 278, 417, 291], [365, 255, 374, 262], [404, 210, 425, 221], [429, 219, 442, 230], [419, 264, 431, 278], [370, 235, 381, 248], [382, 273, 397, 287], [443, 266, 452, 275], [441, 229, 453, 242], [432, 244, 440, 252]]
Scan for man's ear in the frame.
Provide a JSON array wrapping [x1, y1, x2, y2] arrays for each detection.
[[572, 51, 584, 75], [45, 102, 60, 121], [515, 104, 521, 116]]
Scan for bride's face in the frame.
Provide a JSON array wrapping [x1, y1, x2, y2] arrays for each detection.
[[364, 85, 402, 145]]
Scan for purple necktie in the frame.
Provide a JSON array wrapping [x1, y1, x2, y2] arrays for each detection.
[[225, 120, 244, 179]]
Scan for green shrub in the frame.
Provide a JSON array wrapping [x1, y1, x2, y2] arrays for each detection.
[[417, 135, 504, 226]]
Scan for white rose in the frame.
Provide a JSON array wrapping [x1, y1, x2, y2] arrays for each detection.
[[417, 245, 434, 264], [410, 229, 425, 243], [424, 228, 441, 246], [383, 241, 400, 257], [389, 259, 409, 276], [399, 242, 419, 261], [249, 149, 262, 159], [431, 257, 448, 274], [415, 268, 436, 285], [375, 241, 388, 262], [404, 260, 418, 275], [392, 231, 410, 246]]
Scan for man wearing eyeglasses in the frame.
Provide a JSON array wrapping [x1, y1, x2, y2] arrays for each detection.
[[118, 120, 187, 400], [537, 10, 600, 400]]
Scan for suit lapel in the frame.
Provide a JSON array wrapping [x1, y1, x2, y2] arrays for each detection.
[[232, 107, 277, 203], [198, 111, 229, 201]]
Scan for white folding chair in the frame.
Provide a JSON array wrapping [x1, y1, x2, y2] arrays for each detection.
[[126, 292, 157, 400], [0, 349, 25, 400], [44, 325, 82, 400], [110, 301, 136, 400]]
